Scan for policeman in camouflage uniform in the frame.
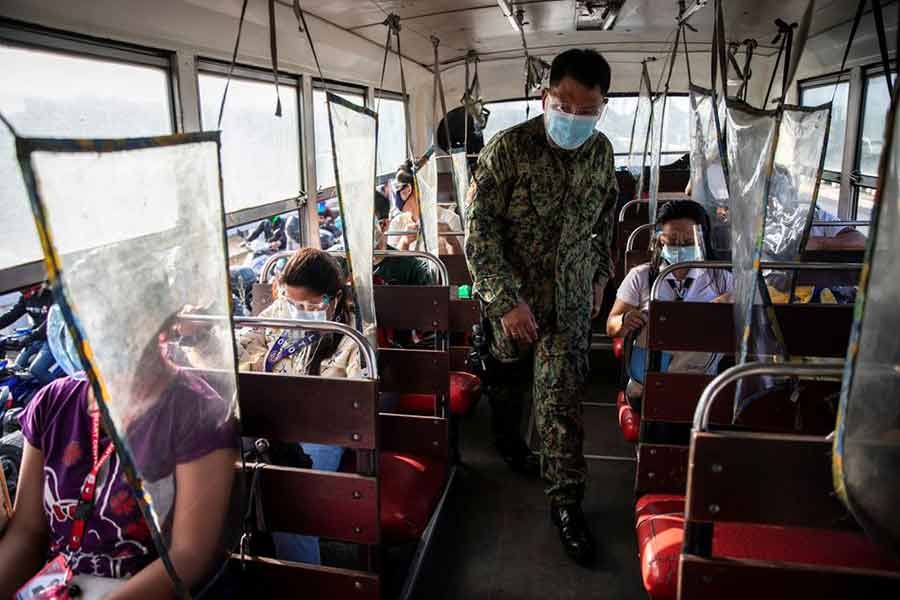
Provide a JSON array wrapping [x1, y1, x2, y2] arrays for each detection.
[[464, 49, 617, 565]]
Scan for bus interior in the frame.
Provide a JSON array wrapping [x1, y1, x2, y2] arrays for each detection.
[[0, 0, 899, 598]]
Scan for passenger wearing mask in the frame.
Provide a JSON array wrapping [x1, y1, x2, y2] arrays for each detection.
[[236, 247, 363, 565], [607, 200, 733, 402], [0, 282, 55, 385], [466, 48, 617, 565], [0, 305, 237, 599], [388, 160, 464, 255]]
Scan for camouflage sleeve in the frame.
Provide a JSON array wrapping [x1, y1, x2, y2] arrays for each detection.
[[464, 139, 519, 320], [592, 142, 618, 286]]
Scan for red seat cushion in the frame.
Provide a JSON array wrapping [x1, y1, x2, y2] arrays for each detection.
[[635, 494, 899, 600], [379, 451, 446, 544], [616, 391, 640, 443], [396, 394, 437, 415], [449, 371, 481, 415], [396, 372, 482, 416]]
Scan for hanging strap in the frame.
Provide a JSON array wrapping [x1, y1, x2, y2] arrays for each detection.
[[383, 14, 414, 162], [268, 0, 283, 117], [869, 0, 894, 97], [295, 3, 326, 83], [217, 0, 250, 129], [738, 39, 757, 101], [626, 60, 649, 161], [709, 0, 730, 184], [463, 56, 471, 154]]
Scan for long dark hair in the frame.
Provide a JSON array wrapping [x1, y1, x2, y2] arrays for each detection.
[[274, 247, 352, 375]]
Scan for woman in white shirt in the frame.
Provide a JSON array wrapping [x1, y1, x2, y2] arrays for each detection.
[[607, 200, 733, 400]]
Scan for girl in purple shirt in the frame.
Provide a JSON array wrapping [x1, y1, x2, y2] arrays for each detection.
[[0, 307, 238, 599]]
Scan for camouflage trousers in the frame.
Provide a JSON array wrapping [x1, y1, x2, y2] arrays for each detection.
[[487, 320, 589, 505]]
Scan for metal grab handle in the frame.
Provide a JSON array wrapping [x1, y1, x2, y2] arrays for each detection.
[[233, 316, 378, 380], [649, 260, 731, 301], [649, 260, 863, 302], [257, 249, 450, 286], [810, 220, 869, 227], [693, 362, 843, 431], [618, 198, 647, 223], [625, 223, 655, 253], [258, 250, 295, 283]]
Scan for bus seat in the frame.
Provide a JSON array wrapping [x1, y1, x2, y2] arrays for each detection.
[[380, 451, 446, 543], [637, 495, 899, 600], [616, 390, 639, 443], [396, 371, 482, 416]]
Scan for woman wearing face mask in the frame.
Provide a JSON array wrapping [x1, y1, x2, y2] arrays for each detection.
[[387, 160, 464, 255], [235, 247, 360, 566], [607, 200, 733, 402]]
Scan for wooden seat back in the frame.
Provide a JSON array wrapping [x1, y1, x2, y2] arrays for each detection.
[[636, 301, 853, 496], [232, 370, 381, 598], [678, 431, 900, 599]]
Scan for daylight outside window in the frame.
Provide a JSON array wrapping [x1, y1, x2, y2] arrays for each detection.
[[198, 71, 301, 215], [376, 95, 407, 176], [0, 42, 173, 273], [800, 81, 849, 174]]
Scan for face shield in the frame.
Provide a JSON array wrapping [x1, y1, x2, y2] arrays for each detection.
[[326, 92, 377, 342], [16, 133, 238, 589]]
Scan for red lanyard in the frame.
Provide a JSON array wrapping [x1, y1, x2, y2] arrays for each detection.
[[68, 409, 115, 551]]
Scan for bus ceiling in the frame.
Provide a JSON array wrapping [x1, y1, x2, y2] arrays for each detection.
[[2, 1, 893, 101]]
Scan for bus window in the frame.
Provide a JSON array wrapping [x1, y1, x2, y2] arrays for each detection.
[[0, 41, 172, 273], [198, 70, 301, 215]]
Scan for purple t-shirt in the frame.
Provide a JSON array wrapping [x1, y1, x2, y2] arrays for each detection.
[[21, 371, 236, 578]]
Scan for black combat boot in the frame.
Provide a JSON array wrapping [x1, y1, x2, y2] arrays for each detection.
[[495, 436, 539, 477], [550, 502, 596, 566]]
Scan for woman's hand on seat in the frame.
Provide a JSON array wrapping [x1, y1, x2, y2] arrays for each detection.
[[620, 309, 647, 335]]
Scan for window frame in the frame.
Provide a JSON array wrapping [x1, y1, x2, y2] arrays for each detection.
[[798, 60, 895, 222], [196, 58, 307, 229], [0, 19, 180, 294], [798, 74, 847, 188]]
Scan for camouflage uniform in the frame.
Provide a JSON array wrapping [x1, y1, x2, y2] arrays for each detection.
[[465, 115, 617, 504]]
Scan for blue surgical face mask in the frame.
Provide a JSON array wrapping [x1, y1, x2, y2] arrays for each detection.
[[661, 244, 701, 265], [544, 106, 599, 150]]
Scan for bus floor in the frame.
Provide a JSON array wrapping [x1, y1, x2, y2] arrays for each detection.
[[413, 351, 643, 600]]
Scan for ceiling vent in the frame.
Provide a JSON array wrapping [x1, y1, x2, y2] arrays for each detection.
[[575, 1, 626, 31]]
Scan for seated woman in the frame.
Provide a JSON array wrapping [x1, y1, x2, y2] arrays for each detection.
[[236, 247, 363, 565], [0, 305, 237, 599], [607, 200, 733, 405], [388, 160, 464, 255]]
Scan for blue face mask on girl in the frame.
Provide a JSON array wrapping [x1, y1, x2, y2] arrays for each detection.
[[543, 106, 600, 150], [661, 244, 701, 265]]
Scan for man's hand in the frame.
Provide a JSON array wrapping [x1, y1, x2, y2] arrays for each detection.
[[591, 281, 606, 320], [501, 302, 539, 344]]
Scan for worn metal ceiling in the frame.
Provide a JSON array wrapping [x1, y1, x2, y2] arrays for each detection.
[[187, 0, 879, 70]]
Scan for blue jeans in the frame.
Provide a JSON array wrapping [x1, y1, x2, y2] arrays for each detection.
[[15, 341, 55, 386], [272, 444, 344, 565]]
